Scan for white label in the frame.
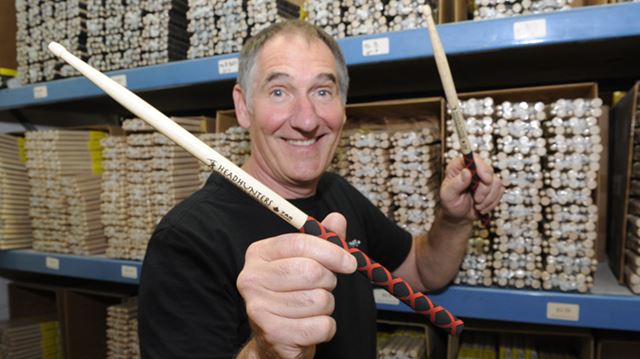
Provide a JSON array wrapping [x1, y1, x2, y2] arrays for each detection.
[[546, 302, 580, 321], [33, 86, 48, 99], [121, 265, 138, 279], [373, 288, 400, 305], [110, 74, 127, 87], [362, 37, 390, 56], [513, 19, 547, 41], [45, 257, 60, 270], [218, 57, 239, 74]]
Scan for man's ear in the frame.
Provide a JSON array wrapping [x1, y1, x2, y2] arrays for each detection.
[[233, 84, 251, 129]]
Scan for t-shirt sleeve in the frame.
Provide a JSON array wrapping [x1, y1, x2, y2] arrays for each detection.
[[336, 176, 413, 272], [138, 224, 244, 358]]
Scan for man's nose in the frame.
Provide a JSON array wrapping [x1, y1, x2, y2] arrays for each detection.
[[290, 95, 320, 133]]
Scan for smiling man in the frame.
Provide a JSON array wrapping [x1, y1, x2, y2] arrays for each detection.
[[138, 20, 503, 359]]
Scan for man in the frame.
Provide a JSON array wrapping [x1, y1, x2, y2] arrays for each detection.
[[139, 20, 503, 359]]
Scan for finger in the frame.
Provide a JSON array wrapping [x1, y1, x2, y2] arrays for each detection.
[[472, 153, 495, 185], [320, 212, 347, 240], [264, 257, 339, 292], [481, 183, 505, 214], [444, 156, 465, 178], [446, 168, 472, 197], [262, 288, 335, 319], [247, 234, 356, 274], [256, 315, 337, 349], [476, 175, 503, 213]]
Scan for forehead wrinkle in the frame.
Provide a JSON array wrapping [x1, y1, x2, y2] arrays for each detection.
[[316, 73, 337, 85], [264, 72, 290, 84]]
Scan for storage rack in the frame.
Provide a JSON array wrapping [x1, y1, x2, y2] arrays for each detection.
[[1, 2, 640, 334]]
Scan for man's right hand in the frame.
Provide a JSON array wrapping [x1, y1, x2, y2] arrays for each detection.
[[236, 213, 356, 359]]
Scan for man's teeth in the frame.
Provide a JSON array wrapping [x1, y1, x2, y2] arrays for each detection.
[[287, 138, 316, 146]]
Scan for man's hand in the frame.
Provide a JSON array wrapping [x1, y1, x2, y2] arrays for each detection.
[[236, 213, 356, 359], [439, 154, 504, 223]]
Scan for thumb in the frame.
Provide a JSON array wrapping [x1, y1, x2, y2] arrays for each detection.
[[450, 168, 472, 194], [319, 213, 356, 273], [320, 212, 347, 241]]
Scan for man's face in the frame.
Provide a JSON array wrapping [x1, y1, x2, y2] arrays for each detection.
[[235, 33, 346, 195]]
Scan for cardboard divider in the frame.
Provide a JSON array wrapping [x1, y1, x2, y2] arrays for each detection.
[[608, 81, 640, 283], [61, 289, 127, 359], [377, 318, 436, 358]]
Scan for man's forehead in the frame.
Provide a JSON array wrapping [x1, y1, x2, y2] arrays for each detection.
[[255, 34, 337, 80], [264, 71, 337, 84]]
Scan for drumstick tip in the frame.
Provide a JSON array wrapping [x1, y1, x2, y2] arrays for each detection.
[[48, 42, 66, 57], [423, 5, 432, 17]]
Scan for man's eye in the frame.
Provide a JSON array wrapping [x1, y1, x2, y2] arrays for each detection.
[[271, 89, 283, 97], [318, 89, 331, 97]]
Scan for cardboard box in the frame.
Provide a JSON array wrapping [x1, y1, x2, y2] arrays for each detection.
[[215, 110, 240, 133], [452, 83, 607, 272], [447, 319, 594, 359], [8, 282, 61, 320], [596, 338, 640, 359], [453, 0, 611, 22], [0, 1, 17, 71], [608, 81, 640, 283]]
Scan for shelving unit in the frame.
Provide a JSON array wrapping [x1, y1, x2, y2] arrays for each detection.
[[1, 3, 639, 119], [1, 2, 640, 336]]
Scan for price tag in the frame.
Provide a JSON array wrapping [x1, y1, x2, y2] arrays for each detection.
[[110, 74, 127, 87], [218, 57, 239, 75], [373, 288, 400, 305], [362, 37, 390, 56], [546, 302, 580, 321], [33, 86, 48, 99], [45, 257, 60, 270], [121, 265, 138, 279], [513, 19, 547, 41]]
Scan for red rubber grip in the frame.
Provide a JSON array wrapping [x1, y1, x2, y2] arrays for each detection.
[[301, 217, 464, 336]]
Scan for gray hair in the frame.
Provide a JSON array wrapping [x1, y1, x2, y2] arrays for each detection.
[[237, 20, 350, 108]]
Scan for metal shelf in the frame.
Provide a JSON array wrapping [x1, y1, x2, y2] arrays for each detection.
[[1, 2, 639, 111], [0, 250, 141, 285]]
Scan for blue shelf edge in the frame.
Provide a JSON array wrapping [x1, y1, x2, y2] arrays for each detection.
[[1, 250, 639, 331], [375, 285, 640, 332], [0, 249, 141, 285], [1, 2, 639, 111]]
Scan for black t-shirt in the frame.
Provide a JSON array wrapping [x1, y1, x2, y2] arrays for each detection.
[[138, 172, 413, 358]]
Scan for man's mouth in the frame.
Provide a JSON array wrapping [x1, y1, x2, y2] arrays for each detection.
[[286, 138, 319, 146]]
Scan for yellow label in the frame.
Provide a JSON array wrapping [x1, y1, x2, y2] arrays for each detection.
[[87, 140, 103, 151], [17, 137, 27, 163], [299, 6, 307, 20], [87, 132, 106, 175], [92, 161, 104, 175], [612, 91, 626, 107], [89, 130, 107, 141], [0, 67, 17, 77]]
